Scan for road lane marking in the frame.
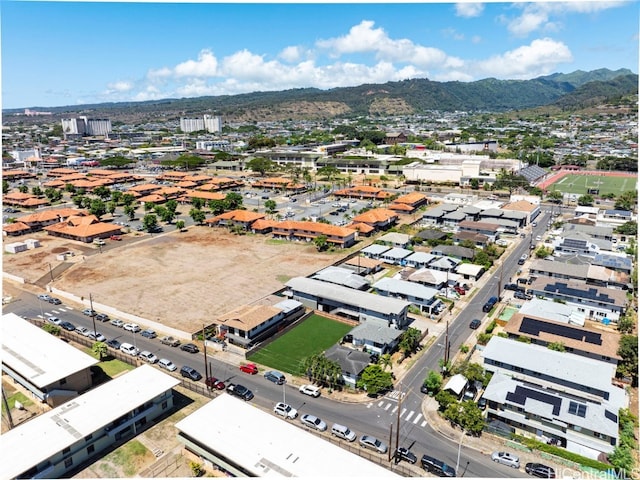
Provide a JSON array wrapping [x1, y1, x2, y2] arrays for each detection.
[[413, 413, 423, 424]]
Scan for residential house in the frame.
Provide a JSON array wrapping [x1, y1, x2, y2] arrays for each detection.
[[553, 232, 612, 256], [404, 251, 437, 269], [43, 215, 121, 243], [324, 344, 371, 388], [379, 247, 413, 265], [205, 210, 265, 230], [431, 245, 475, 261], [3, 192, 50, 209], [214, 300, 305, 349], [592, 253, 633, 275], [407, 268, 449, 289], [455, 263, 485, 282], [333, 185, 394, 201], [351, 208, 398, 231], [501, 199, 541, 225], [413, 228, 448, 243], [341, 255, 384, 276], [285, 277, 410, 327], [312, 266, 370, 290], [359, 244, 390, 259], [503, 313, 621, 366], [377, 232, 411, 248], [458, 220, 501, 242], [482, 336, 628, 458], [562, 224, 614, 241], [372, 277, 442, 314], [348, 318, 405, 355], [252, 177, 306, 192], [272, 221, 357, 248], [518, 297, 587, 327], [597, 209, 634, 229], [420, 204, 459, 226], [525, 277, 628, 323], [453, 230, 489, 247], [388, 192, 429, 213]]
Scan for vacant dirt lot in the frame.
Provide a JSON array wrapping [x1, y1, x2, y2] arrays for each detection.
[[3, 228, 338, 333]]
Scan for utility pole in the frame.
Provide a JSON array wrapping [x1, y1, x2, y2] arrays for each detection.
[[388, 423, 393, 463], [89, 293, 97, 336], [394, 383, 402, 463], [48, 263, 54, 283], [202, 324, 209, 388]]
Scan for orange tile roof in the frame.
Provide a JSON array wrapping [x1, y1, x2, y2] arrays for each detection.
[[44, 215, 121, 238], [352, 208, 398, 224], [177, 181, 198, 188], [42, 180, 65, 188], [273, 220, 356, 238], [183, 190, 226, 201], [4, 192, 34, 201], [21, 198, 50, 207], [128, 183, 161, 192], [3, 222, 30, 233], [207, 210, 266, 224], [502, 200, 537, 212], [250, 219, 277, 231], [155, 187, 183, 196], [388, 202, 414, 211], [347, 222, 375, 233], [18, 208, 87, 223], [48, 168, 78, 175], [395, 192, 428, 204], [183, 174, 210, 182], [56, 174, 87, 182]]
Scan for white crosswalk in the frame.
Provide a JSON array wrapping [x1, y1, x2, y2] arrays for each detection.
[[376, 400, 428, 427]]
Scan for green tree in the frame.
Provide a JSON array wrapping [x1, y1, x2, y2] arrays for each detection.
[[617, 314, 635, 334], [175, 220, 186, 231], [122, 193, 136, 207], [89, 199, 107, 219], [65, 183, 76, 194], [615, 191, 637, 211], [546, 190, 563, 203], [192, 197, 205, 210], [469, 178, 480, 190], [535, 246, 552, 258], [316, 165, 340, 182], [457, 400, 485, 435], [107, 201, 117, 216], [93, 185, 111, 200], [615, 221, 637, 236], [71, 194, 85, 208], [208, 199, 226, 215], [31, 186, 42, 197], [378, 353, 393, 371], [156, 205, 175, 223], [424, 370, 443, 394], [264, 199, 277, 214], [142, 214, 159, 232], [313, 234, 328, 251], [189, 208, 206, 225], [2, 179, 9, 192], [92, 341, 108, 360], [224, 192, 243, 210], [547, 341, 566, 352], [617, 335, 638, 385], [356, 364, 394, 396], [398, 327, 422, 358], [42, 324, 60, 336], [434, 390, 457, 411], [144, 201, 155, 212], [111, 190, 123, 205], [124, 204, 136, 220], [607, 445, 634, 471], [18, 185, 28, 193], [577, 194, 594, 206], [301, 353, 342, 390], [245, 157, 274, 176], [165, 199, 178, 214]]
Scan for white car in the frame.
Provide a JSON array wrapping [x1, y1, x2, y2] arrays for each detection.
[[491, 451, 520, 469], [158, 358, 177, 371], [300, 414, 327, 431], [37, 294, 51, 301], [87, 331, 106, 342], [46, 316, 62, 325], [75, 326, 90, 336], [119, 342, 139, 356], [123, 323, 141, 333], [299, 384, 321, 398], [110, 318, 124, 328], [273, 402, 298, 419], [139, 350, 158, 364]]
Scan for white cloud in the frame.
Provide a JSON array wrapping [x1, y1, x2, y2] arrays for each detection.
[[316, 20, 387, 55], [442, 28, 465, 41], [506, 1, 628, 36], [174, 49, 218, 77], [455, 2, 484, 18], [475, 38, 573, 78], [106, 81, 132, 92], [278, 45, 304, 63]]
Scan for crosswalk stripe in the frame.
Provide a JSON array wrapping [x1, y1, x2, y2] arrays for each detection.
[[377, 401, 385, 407], [400, 408, 407, 417], [421, 420, 427, 427], [391, 405, 398, 413], [405, 411, 414, 421], [384, 403, 392, 411], [413, 413, 422, 424]]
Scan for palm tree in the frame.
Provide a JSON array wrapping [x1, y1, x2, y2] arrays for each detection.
[[378, 353, 393, 371]]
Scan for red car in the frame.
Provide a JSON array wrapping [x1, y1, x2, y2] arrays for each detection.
[[239, 363, 258, 374], [110, 235, 122, 241], [454, 285, 466, 295], [205, 377, 225, 390]]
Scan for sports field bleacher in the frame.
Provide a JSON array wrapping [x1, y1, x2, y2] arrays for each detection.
[[519, 165, 547, 183]]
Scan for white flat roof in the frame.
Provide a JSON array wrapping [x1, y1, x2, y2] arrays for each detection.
[[1, 312, 99, 388], [0, 365, 180, 479], [175, 394, 399, 477]]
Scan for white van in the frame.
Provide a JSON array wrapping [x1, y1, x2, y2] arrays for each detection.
[[331, 423, 357, 442], [120, 342, 139, 356]]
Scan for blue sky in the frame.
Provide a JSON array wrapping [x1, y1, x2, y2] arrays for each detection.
[[2, 1, 638, 109]]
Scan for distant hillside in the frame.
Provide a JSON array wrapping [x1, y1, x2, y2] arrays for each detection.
[[4, 68, 637, 123]]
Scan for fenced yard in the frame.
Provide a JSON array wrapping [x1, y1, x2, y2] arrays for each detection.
[[247, 313, 353, 376]]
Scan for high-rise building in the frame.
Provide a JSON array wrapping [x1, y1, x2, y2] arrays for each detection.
[[181, 114, 222, 133], [61, 117, 112, 138]]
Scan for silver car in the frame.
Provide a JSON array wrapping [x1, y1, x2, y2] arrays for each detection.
[[491, 451, 520, 469], [300, 414, 327, 431], [359, 435, 388, 454]]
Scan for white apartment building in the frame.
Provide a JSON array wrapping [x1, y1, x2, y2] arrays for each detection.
[[61, 117, 112, 137], [180, 114, 222, 133]]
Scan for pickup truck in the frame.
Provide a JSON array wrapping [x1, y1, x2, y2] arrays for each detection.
[[160, 336, 181, 347], [226, 383, 254, 401]]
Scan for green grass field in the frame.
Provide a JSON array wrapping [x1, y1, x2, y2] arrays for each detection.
[[549, 174, 637, 197], [247, 314, 353, 376]]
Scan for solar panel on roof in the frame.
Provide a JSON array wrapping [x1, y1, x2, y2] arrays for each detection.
[[519, 317, 603, 345], [568, 401, 587, 418], [508, 386, 561, 415], [604, 410, 618, 423]]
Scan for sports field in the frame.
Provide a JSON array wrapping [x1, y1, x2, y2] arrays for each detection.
[[548, 174, 637, 196], [247, 313, 353, 376]]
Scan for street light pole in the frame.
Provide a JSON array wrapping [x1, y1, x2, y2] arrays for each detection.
[[48, 263, 54, 283], [89, 293, 97, 336], [456, 428, 466, 472]]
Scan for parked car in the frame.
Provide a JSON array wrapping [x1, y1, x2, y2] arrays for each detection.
[[525, 463, 556, 478], [492, 451, 520, 468], [75, 326, 90, 336], [139, 350, 158, 364], [359, 435, 387, 454], [463, 385, 478, 401], [158, 358, 177, 371], [331, 423, 357, 441], [453, 285, 466, 295], [110, 318, 124, 328], [518, 254, 528, 265], [123, 323, 141, 333], [264, 370, 285, 384], [504, 283, 519, 291], [96, 313, 110, 322], [37, 294, 51, 301], [239, 363, 258, 374], [160, 336, 181, 347], [180, 366, 202, 381], [421, 455, 456, 477], [482, 296, 498, 312], [205, 377, 225, 390], [299, 384, 321, 397], [180, 343, 199, 354], [469, 318, 481, 329], [226, 383, 254, 401], [395, 447, 418, 464], [301, 414, 327, 432], [46, 316, 61, 326], [420, 383, 430, 394], [140, 329, 157, 339], [110, 235, 122, 241], [514, 291, 533, 300], [87, 331, 106, 342], [60, 321, 76, 331], [273, 402, 298, 419], [82, 308, 96, 317], [48, 297, 62, 305], [119, 343, 139, 356], [477, 396, 487, 410]]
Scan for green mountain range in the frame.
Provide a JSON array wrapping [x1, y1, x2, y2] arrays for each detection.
[[6, 68, 637, 122]]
